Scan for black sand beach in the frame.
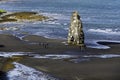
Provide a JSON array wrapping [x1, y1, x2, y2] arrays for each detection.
[[0, 34, 120, 54], [0, 34, 120, 80]]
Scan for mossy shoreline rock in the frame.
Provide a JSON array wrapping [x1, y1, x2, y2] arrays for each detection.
[[0, 9, 7, 14], [0, 12, 49, 23]]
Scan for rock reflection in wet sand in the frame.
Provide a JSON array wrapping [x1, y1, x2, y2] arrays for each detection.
[[0, 71, 8, 80]]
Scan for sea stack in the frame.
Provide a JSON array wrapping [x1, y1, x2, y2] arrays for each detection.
[[68, 11, 85, 49]]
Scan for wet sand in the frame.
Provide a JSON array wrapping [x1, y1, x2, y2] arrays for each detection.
[[19, 57, 120, 80], [0, 34, 120, 54], [0, 34, 81, 53], [0, 34, 120, 80]]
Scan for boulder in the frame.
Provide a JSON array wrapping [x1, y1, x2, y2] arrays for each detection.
[[68, 11, 85, 49]]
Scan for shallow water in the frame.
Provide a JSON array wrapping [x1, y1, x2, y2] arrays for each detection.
[[1, 52, 120, 62], [0, 0, 120, 48]]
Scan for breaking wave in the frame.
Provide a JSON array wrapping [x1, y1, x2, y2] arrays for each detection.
[[7, 62, 59, 80], [88, 28, 120, 35], [40, 12, 69, 21], [33, 54, 76, 59], [83, 54, 120, 58], [0, 52, 120, 64], [0, 52, 31, 57]]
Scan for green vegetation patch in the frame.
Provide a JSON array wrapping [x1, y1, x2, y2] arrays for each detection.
[[0, 9, 7, 13]]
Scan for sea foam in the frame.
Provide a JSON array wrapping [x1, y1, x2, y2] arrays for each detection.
[[0, 52, 31, 57], [84, 54, 120, 58], [33, 54, 76, 59], [88, 28, 120, 35], [8, 62, 58, 80]]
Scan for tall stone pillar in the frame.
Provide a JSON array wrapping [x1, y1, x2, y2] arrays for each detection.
[[68, 11, 85, 49]]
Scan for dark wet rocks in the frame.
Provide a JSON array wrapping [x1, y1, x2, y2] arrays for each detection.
[[0, 44, 5, 47], [68, 11, 85, 49]]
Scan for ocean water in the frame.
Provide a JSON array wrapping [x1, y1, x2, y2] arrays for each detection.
[[0, 0, 120, 48]]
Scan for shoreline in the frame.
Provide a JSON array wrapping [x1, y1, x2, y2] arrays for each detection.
[[18, 57, 120, 80], [0, 34, 119, 54], [0, 34, 120, 80], [0, 53, 120, 80]]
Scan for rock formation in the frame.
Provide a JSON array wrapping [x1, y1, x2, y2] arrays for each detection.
[[68, 11, 85, 49], [0, 12, 49, 23]]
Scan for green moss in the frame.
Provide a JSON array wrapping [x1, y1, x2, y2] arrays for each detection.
[[0, 9, 7, 13]]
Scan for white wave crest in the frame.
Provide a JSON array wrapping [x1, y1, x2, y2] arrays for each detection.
[[40, 12, 69, 20], [8, 62, 58, 80], [0, 26, 19, 31], [84, 54, 120, 58], [88, 28, 120, 35], [0, 52, 76, 59], [0, 52, 31, 57], [34, 54, 76, 59]]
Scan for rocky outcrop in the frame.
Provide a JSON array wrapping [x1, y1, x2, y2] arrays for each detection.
[[0, 9, 6, 14], [0, 12, 49, 23], [68, 11, 85, 49]]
